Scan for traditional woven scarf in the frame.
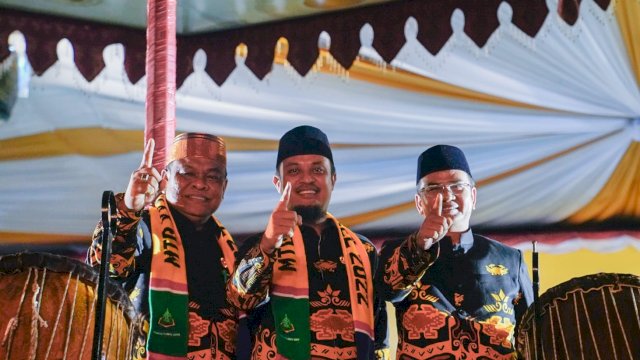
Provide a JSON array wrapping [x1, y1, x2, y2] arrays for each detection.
[[147, 194, 236, 359], [271, 213, 374, 360]]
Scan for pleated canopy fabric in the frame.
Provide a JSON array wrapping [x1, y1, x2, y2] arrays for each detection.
[[0, 0, 611, 86], [0, 0, 639, 246]]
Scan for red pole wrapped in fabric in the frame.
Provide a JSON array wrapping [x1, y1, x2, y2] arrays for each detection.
[[145, 0, 176, 171]]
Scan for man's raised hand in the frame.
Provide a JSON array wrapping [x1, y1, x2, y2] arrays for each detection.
[[260, 182, 302, 254], [124, 139, 162, 212], [416, 193, 453, 250]]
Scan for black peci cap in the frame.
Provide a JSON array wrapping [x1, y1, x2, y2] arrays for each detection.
[[276, 125, 334, 168], [417, 145, 472, 183]]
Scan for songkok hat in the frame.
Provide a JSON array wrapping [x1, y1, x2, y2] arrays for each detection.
[[167, 132, 226, 165], [276, 125, 333, 167], [417, 145, 472, 183]]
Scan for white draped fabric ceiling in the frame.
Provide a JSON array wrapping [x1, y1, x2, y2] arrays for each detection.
[[0, 0, 639, 252]]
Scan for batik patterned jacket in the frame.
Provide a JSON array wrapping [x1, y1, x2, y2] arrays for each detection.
[[379, 230, 533, 360], [226, 223, 388, 359], [88, 193, 239, 360]]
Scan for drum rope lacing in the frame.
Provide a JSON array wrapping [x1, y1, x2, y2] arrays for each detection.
[[28, 268, 48, 360], [605, 287, 634, 360], [0, 253, 139, 360], [62, 274, 81, 359], [44, 271, 73, 358], [2, 267, 33, 360], [78, 283, 98, 360]]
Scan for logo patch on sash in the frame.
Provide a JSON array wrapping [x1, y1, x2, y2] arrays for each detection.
[[280, 314, 295, 333], [158, 308, 176, 328]]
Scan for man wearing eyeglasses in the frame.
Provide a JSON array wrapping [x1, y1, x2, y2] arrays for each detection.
[[378, 145, 533, 359]]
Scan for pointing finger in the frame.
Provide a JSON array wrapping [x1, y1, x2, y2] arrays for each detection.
[[141, 138, 155, 168], [431, 193, 443, 217], [277, 182, 292, 210]]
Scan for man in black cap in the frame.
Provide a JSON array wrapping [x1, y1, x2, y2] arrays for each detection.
[[378, 145, 533, 359], [227, 125, 386, 359]]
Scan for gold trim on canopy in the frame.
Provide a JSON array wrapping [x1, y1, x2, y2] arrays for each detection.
[[0, 128, 407, 161], [567, 141, 640, 223], [615, 0, 640, 88], [0, 128, 143, 161]]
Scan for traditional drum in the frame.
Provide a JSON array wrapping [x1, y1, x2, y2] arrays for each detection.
[[516, 273, 640, 360], [0, 252, 141, 360]]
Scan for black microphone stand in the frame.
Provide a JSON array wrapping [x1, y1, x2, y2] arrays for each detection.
[[532, 241, 542, 360], [92, 191, 116, 360]]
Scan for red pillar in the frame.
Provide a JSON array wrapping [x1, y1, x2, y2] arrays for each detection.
[[145, 0, 176, 171]]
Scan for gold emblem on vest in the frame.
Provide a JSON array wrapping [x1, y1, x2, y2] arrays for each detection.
[[483, 289, 514, 314], [486, 264, 509, 276]]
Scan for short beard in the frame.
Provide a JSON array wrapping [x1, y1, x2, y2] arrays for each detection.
[[293, 205, 326, 224]]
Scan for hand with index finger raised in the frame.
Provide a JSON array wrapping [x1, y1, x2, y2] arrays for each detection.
[[125, 139, 162, 212], [260, 182, 302, 254], [416, 193, 453, 250]]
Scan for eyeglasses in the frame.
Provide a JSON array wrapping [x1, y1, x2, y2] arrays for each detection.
[[419, 182, 471, 196]]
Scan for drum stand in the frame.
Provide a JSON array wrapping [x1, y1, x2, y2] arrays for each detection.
[[92, 191, 116, 360]]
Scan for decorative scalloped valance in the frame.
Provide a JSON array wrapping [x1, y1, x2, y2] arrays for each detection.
[[0, 0, 610, 86]]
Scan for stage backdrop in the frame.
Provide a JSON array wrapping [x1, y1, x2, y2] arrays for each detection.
[[0, 2, 638, 339]]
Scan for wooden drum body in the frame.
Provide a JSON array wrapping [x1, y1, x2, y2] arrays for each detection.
[[0, 252, 141, 360], [516, 273, 640, 360]]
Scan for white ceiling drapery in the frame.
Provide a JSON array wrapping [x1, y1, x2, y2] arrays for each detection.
[[0, 0, 638, 241]]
